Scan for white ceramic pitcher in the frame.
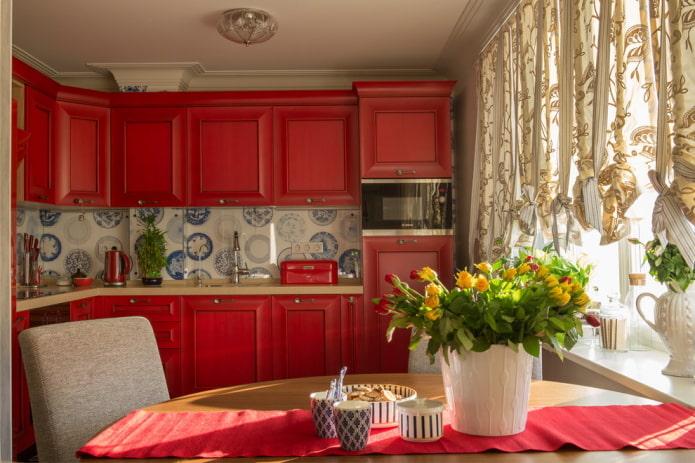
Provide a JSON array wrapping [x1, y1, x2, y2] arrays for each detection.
[[636, 283, 695, 377]]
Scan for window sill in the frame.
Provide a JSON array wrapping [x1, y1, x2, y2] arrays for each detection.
[[542, 339, 695, 409]]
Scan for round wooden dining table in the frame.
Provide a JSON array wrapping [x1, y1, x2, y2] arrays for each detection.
[[82, 373, 694, 463]]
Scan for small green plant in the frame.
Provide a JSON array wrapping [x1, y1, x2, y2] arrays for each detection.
[[629, 237, 695, 292], [136, 212, 167, 278]]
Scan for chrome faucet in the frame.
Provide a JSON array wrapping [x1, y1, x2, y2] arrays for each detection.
[[231, 231, 249, 283]]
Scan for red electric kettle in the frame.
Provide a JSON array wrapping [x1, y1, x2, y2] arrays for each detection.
[[104, 247, 132, 286]]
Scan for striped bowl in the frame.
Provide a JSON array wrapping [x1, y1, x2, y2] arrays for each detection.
[[397, 398, 445, 442], [342, 384, 417, 428]]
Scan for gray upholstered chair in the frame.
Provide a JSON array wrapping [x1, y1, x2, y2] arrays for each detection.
[[19, 316, 170, 462]]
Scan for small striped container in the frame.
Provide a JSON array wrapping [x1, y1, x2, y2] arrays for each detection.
[[342, 384, 417, 428], [397, 398, 445, 442]]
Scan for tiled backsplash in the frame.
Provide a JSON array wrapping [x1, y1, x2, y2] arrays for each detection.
[[16, 206, 361, 283]]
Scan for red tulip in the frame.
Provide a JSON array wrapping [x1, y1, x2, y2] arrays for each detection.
[[585, 313, 601, 327]]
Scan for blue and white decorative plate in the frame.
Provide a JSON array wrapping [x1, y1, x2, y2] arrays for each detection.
[[242, 207, 273, 227], [185, 208, 211, 225], [16, 209, 25, 227], [309, 232, 339, 259], [244, 234, 270, 263], [41, 269, 61, 281], [339, 249, 361, 275], [339, 213, 360, 242], [213, 248, 234, 277], [166, 250, 185, 280], [39, 210, 61, 227], [277, 212, 306, 243], [64, 249, 92, 275], [94, 236, 124, 263], [186, 233, 213, 261], [166, 216, 184, 244], [309, 209, 338, 226], [40, 234, 61, 262], [188, 268, 212, 280], [65, 216, 92, 244], [93, 210, 125, 229], [135, 208, 164, 225]]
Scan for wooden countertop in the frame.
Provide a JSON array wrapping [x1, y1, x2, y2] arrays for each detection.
[[15, 278, 364, 311]]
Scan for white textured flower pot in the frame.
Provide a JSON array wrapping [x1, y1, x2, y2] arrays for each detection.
[[440, 344, 533, 436], [637, 284, 695, 377]]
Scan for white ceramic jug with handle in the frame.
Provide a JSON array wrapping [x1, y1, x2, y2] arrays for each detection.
[[636, 283, 695, 377]]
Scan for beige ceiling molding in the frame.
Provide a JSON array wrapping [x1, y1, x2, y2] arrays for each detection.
[[87, 62, 205, 92]]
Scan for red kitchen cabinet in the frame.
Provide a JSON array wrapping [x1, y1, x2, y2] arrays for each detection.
[[24, 87, 55, 203], [272, 295, 351, 379], [188, 106, 273, 206], [354, 81, 455, 178], [361, 235, 454, 373], [181, 296, 272, 394], [102, 295, 182, 397], [110, 107, 186, 207], [55, 101, 110, 206], [343, 294, 364, 373], [12, 313, 32, 461], [273, 105, 359, 205], [69, 297, 101, 321]]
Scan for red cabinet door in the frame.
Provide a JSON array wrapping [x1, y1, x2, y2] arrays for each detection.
[[111, 107, 186, 207], [188, 106, 273, 206], [343, 294, 363, 373], [272, 295, 347, 379], [273, 105, 359, 206], [355, 81, 455, 178], [12, 313, 32, 461], [361, 235, 454, 373], [181, 296, 272, 394], [69, 297, 99, 321], [24, 87, 55, 203], [55, 102, 110, 206]]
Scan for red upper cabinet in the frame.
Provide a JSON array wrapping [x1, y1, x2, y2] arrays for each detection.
[[55, 101, 110, 206], [24, 87, 55, 203], [273, 105, 359, 206], [354, 81, 455, 179], [188, 106, 273, 206], [110, 106, 186, 207]]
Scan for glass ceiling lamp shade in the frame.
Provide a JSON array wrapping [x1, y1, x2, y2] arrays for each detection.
[[217, 8, 278, 47]]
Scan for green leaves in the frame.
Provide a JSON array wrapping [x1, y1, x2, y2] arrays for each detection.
[[633, 237, 694, 291]]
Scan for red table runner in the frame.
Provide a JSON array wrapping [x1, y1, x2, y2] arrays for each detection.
[[78, 403, 695, 459]]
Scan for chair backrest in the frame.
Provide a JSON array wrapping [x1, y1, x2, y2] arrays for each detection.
[[19, 316, 170, 462]]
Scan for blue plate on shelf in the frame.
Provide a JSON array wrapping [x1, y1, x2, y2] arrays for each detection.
[[93, 210, 125, 229], [40, 234, 62, 262], [277, 212, 307, 243], [309, 209, 337, 226], [166, 250, 185, 280], [242, 207, 273, 227], [186, 233, 213, 261], [309, 232, 339, 260]]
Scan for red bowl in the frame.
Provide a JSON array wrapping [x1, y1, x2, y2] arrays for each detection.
[[73, 277, 94, 287]]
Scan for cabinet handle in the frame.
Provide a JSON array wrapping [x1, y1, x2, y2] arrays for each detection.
[[396, 170, 417, 176], [79, 302, 89, 307], [73, 199, 93, 205], [137, 200, 159, 205], [305, 198, 326, 204], [294, 297, 315, 304], [129, 298, 151, 304], [213, 298, 236, 304], [397, 239, 418, 245], [37, 195, 48, 200], [218, 199, 240, 204]]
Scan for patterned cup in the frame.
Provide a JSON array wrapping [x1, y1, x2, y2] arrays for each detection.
[[310, 391, 346, 438], [397, 398, 445, 442], [333, 400, 372, 451]]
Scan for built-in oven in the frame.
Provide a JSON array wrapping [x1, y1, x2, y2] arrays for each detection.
[[361, 179, 453, 235]]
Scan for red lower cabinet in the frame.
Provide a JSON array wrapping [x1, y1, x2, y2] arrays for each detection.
[[271, 295, 353, 379], [181, 296, 272, 395], [101, 295, 182, 397], [12, 313, 33, 461]]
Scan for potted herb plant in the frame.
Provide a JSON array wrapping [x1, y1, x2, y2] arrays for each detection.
[[135, 212, 168, 286]]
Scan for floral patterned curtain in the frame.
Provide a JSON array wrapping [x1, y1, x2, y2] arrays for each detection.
[[472, 0, 695, 267]]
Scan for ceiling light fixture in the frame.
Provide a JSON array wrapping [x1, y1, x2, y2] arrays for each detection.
[[217, 8, 278, 47]]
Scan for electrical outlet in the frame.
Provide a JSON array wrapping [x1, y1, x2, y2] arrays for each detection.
[[291, 242, 324, 254]]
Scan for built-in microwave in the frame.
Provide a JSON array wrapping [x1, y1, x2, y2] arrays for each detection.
[[361, 179, 453, 235]]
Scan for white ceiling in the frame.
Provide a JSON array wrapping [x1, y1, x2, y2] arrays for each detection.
[[12, 0, 516, 91]]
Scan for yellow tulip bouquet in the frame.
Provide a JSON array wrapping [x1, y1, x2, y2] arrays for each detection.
[[374, 245, 596, 364]]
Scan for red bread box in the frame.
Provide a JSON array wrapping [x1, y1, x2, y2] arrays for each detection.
[[280, 260, 338, 284]]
